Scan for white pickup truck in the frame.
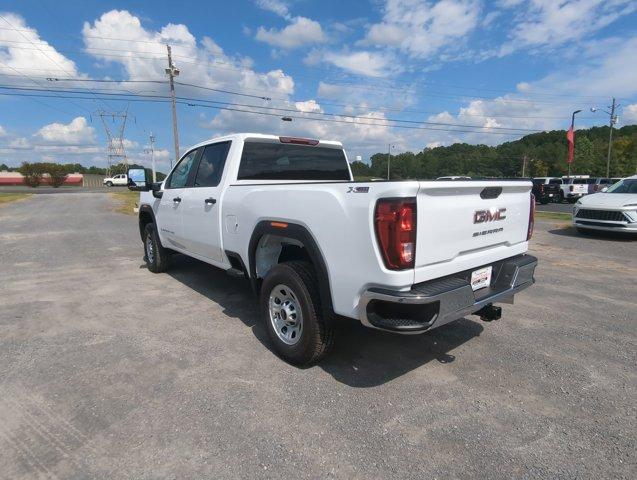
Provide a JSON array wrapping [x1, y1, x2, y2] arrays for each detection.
[[103, 173, 128, 187], [128, 133, 537, 365]]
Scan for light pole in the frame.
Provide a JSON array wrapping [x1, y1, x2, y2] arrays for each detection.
[[568, 109, 581, 177], [387, 144, 395, 180], [591, 98, 619, 178]]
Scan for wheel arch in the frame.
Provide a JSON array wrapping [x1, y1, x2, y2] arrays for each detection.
[[138, 204, 156, 241], [248, 221, 334, 319]]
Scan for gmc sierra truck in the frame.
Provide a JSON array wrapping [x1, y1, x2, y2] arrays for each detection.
[[128, 133, 538, 365]]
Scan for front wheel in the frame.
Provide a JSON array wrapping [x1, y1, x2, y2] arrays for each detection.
[[260, 261, 334, 365], [143, 222, 169, 273], [105, 181, 113, 187]]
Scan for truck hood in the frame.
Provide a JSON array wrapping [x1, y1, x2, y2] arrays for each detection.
[[579, 193, 637, 208]]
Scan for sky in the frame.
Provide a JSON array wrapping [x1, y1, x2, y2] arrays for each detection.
[[1, 0, 637, 172]]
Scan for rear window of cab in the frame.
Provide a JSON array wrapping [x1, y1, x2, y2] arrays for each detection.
[[238, 142, 350, 181]]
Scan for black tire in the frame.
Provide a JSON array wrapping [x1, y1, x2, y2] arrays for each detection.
[[143, 222, 169, 273], [105, 181, 113, 187], [260, 261, 334, 365], [558, 192, 564, 203]]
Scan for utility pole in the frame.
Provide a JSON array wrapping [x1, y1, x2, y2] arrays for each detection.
[[606, 97, 618, 178], [165, 45, 180, 165], [149, 132, 156, 183], [591, 98, 620, 178], [522, 154, 528, 177], [386, 144, 394, 180]]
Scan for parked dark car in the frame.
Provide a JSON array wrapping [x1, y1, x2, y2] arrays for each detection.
[[532, 177, 561, 204]]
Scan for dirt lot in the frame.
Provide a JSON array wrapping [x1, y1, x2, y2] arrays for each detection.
[[0, 193, 635, 479]]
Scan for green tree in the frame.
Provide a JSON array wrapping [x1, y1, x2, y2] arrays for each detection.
[[349, 160, 371, 179], [42, 163, 68, 187], [19, 162, 44, 187]]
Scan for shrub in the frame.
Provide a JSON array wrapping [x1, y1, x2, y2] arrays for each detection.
[[45, 163, 68, 188], [19, 162, 45, 188]]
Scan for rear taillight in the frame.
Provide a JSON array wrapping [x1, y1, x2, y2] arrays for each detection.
[[375, 198, 416, 270], [527, 193, 535, 241]]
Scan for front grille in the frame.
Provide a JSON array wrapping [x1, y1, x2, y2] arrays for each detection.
[[576, 209, 626, 222]]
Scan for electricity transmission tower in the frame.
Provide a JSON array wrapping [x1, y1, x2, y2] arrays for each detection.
[[97, 106, 129, 175]]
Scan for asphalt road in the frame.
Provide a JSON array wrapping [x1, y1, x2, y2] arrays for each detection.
[[0, 186, 114, 194], [1, 194, 635, 479]]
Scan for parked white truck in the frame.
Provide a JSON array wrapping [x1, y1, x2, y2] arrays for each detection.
[[127, 134, 538, 364]]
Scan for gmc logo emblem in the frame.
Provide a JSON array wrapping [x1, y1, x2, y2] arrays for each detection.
[[474, 208, 507, 224]]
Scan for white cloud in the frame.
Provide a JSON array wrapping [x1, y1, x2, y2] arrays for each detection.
[[0, 125, 6, 137], [204, 98, 396, 160], [0, 12, 81, 78], [9, 137, 30, 149], [295, 99, 323, 113], [500, 0, 637, 55], [82, 10, 295, 97], [362, 0, 481, 59], [319, 50, 396, 77], [35, 117, 96, 145], [623, 104, 637, 124], [255, 0, 291, 19], [255, 16, 327, 49]]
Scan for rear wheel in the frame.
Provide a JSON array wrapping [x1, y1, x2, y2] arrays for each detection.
[[260, 261, 334, 365], [143, 222, 169, 273]]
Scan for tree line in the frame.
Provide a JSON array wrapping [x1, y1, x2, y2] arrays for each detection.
[[350, 125, 637, 180]]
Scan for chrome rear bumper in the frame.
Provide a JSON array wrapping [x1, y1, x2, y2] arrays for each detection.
[[359, 254, 538, 334]]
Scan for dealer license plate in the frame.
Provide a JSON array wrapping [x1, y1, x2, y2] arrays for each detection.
[[471, 266, 492, 291]]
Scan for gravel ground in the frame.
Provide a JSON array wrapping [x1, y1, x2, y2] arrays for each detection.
[[0, 193, 635, 479], [535, 202, 574, 213]]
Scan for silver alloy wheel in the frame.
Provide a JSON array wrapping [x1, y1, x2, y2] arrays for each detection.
[[268, 284, 303, 346], [145, 234, 155, 264]]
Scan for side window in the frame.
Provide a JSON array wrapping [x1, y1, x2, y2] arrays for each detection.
[[193, 141, 231, 187], [167, 149, 199, 189]]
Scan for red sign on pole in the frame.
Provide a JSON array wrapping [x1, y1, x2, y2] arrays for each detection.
[[566, 126, 574, 164]]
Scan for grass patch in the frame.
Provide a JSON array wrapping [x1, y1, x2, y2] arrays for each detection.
[[536, 210, 571, 221], [0, 193, 32, 206], [110, 190, 139, 215]]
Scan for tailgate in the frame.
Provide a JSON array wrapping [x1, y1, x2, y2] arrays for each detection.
[[571, 183, 588, 194], [413, 181, 531, 283]]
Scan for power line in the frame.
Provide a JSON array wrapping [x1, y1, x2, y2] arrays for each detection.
[[1, 37, 622, 102], [2, 42, 626, 106], [0, 90, 531, 136], [0, 84, 543, 132], [0, 73, 610, 121], [0, 15, 110, 112]]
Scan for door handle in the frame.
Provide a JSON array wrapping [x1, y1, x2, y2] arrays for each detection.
[[204, 197, 216, 205], [172, 196, 181, 203]]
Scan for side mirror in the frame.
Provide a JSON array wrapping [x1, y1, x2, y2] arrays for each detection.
[[151, 182, 163, 199], [601, 187, 608, 193], [127, 168, 150, 191]]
